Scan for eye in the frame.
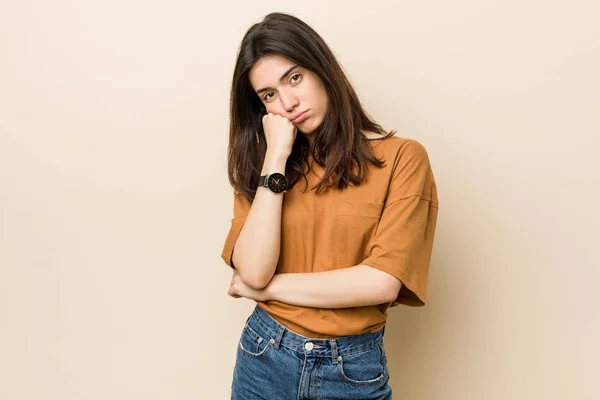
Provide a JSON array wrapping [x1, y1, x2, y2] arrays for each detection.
[[263, 92, 275, 101], [290, 73, 301, 83]]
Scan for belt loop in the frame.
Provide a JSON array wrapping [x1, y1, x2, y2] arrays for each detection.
[[330, 339, 339, 364], [273, 325, 285, 349]]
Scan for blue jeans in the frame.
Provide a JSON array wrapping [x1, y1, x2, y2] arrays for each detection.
[[231, 304, 392, 399]]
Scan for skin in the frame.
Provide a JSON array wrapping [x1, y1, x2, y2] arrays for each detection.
[[228, 54, 402, 306], [228, 265, 401, 308], [248, 54, 329, 146]]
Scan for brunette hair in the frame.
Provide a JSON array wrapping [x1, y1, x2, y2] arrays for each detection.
[[227, 12, 395, 201]]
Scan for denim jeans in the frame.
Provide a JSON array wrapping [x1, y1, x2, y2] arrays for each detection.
[[231, 304, 392, 399]]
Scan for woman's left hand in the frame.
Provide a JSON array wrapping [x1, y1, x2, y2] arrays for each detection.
[[228, 270, 270, 301]]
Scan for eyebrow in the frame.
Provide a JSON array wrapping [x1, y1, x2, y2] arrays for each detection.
[[255, 65, 299, 95]]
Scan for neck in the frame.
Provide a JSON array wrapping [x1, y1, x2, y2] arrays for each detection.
[[305, 132, 316, 147]]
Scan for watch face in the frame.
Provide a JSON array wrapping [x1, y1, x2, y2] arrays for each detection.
[[267, 173, 288, 193]]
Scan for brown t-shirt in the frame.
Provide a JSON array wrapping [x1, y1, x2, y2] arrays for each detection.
[[221, 136, 439, 338]]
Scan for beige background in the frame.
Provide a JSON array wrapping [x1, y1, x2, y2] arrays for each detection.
[[1, 1, 599, 399]]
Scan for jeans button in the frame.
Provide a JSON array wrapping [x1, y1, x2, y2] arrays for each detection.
[[304, 342, 314, 351]]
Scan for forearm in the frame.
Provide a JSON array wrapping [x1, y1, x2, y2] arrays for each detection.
[[264, 265, 399, 308], [232, 152, 288, 289]]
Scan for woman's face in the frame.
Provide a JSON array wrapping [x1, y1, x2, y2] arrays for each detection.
[[248, 54, 328, 135]]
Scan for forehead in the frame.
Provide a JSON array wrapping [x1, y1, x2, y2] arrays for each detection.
[[248, 54, 296, 90]]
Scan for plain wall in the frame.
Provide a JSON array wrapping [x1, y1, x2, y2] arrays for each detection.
[[1, 1, 598, 399]]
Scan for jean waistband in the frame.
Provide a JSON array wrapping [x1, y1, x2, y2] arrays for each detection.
[[248, 304, 385, 359]]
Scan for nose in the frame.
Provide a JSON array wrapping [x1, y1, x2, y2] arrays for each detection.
[[279, 89, 299, 113]]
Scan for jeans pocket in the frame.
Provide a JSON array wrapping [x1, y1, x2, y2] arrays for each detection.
[[238, 319, 273, 358], [337, 342, 386, 386]]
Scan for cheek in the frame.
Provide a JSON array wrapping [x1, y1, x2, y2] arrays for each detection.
[[265, 103, 282, 114], [319, 86, 329, 108], [308, 83, 327, 111]]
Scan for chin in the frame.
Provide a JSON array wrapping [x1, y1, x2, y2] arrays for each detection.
[[299, 128, 317, 136], [298, 118, 322, 135]]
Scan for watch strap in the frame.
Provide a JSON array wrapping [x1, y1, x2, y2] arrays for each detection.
[[258, 174, 268, 187]]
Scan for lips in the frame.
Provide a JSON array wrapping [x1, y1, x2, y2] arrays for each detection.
[[291, 110, 309, 123]]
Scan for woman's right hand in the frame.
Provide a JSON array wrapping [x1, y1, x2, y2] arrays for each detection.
[[262, 113, 297, 158]]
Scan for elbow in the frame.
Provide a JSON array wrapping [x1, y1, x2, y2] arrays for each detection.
[[383, 289, 399, 304], [231, 249, 276, 289], [231, 250, 275, 290], [364, 265, 403, 303], [235, 260, 274, 290], [240, 270, 272, 290], [384, 278, 403, 303]]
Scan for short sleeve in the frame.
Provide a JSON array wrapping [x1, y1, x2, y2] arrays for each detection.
[[361, 139, 439, 307], [220, 189, 252, 269]]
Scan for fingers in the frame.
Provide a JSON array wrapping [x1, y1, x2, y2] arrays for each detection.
[[262, 112, 295, 124], [229, 274, 241, 298], [228, 286, 240, 298]]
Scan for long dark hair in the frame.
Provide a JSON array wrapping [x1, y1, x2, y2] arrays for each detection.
[[227, 12, 395, 201]]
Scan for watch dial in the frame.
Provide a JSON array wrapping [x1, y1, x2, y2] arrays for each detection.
[[267, 173, 288, 193]]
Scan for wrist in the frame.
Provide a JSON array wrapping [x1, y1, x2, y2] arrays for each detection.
[[263, 152, 288, 169]]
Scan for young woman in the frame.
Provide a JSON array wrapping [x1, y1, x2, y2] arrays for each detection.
[[221, 12, 439, 400]]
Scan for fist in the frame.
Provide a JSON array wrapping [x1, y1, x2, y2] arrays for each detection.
[[261, 113, 297, 158]]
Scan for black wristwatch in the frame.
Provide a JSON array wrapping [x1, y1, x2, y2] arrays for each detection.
[[258, 173, 289, 194]]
